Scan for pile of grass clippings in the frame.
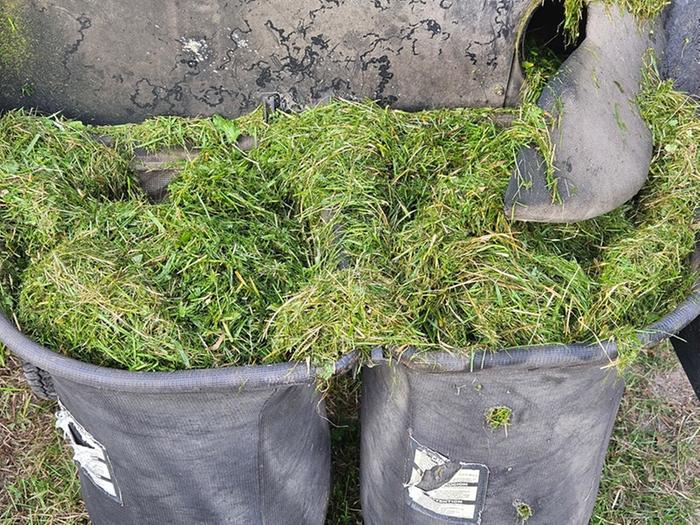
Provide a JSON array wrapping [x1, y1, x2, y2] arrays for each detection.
[[0, 113, 131, 259], [0, 52, 697, 371], [267, 264, 425, 370], [0, 112, 131, 323], [8, 112, 319, 371], [581, 65, 700, 365], [391, 107, 582, 350], [255, 103, 399, 268], [19, 232, 187, 371], [253, 103, 433, 363], [391, 61, 699, 362]]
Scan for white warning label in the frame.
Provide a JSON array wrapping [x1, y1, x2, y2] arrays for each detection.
[[405, 439, 488, 523], [56, 403, 122, 505]]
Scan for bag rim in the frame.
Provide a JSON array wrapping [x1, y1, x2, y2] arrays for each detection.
[[379, 286, 700, 374], [0, 313, 358, 392]]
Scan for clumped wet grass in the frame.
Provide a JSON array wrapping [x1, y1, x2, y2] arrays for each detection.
[[486, 406, 513, 432], [392, 63, 699, 361], [514, 500, 534, 522], [0, 57, 697, 370], [391, 106, 590, 351], [563, 0, 670, 43], [253, 102, 400, 268], [267, 265, 424, 372], [19, 232, 188, 371], [0, 112, 131, 259], [614, 0, 670, 19], [581, 66, 700, 365], [8, 113, 312, 371]]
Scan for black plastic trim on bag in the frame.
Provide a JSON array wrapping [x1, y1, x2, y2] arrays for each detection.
[[0, 312, 357, 392]]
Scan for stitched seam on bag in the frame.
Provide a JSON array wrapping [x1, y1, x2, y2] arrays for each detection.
[[258, 388, 279, 525], [404, 368, 414, 524]]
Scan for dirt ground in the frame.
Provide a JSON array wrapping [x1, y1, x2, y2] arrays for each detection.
[[1, 343, 698, 524]]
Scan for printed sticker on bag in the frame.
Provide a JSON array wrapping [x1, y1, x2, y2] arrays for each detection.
[[405, 437, 489, 523], [55, 403, 123, 505]]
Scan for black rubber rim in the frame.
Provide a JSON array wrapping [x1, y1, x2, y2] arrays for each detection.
[[2, 288, 698, 387], [0, 313, 358, 392], [384, 287, 700, 373]]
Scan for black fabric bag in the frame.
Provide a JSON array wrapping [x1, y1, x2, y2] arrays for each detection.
[[360, 290, 700, 525], [0, 314, 356, 525]]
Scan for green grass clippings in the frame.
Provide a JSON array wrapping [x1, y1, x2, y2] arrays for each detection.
[[0, 111, 131, 260], [562, 0, 670, 44], [486, 406, 514, 432], [514, 500, 534, 522], [0, 53, 697, 371]]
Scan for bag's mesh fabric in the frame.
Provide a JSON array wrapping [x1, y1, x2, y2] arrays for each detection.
[[361, 349, 624, 525], [54, 376, 330, 525]]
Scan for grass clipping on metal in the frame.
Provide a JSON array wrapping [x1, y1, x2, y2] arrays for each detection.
[[0, 65, 697, 372]]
